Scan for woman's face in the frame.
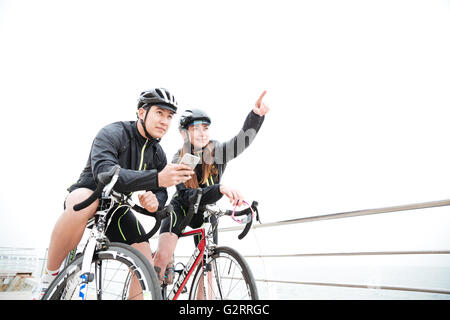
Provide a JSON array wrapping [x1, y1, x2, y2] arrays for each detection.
[[187, 123, 210, 149]]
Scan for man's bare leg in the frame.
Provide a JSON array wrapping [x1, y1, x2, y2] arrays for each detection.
[[128, 241, 154, 300], [153, 232, 179, 284], [46, 188, 99, 271], [32, 188, 98, 300]]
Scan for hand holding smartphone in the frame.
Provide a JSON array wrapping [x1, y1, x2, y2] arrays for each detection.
[[178, 153, 200, 170]]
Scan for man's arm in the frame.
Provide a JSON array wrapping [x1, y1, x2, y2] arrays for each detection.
[[150, 148, 168, 210], [90, 124, 160, 193]]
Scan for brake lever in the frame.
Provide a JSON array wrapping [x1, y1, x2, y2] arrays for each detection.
[[251, 201, 261, 224], [238, 213, 253, 240]]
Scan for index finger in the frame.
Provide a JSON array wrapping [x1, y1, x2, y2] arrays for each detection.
[[256, 90, 267, 106]]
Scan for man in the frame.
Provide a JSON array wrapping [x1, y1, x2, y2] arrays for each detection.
[[32, 88, 194, 299]]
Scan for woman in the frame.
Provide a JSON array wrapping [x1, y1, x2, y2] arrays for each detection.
[[153, 91, 270, 284]]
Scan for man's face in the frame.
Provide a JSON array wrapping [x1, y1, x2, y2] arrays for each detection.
[[139, 106, 174, 139]]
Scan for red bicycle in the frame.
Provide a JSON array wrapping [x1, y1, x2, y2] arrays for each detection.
[[161, 189, 260, 300]]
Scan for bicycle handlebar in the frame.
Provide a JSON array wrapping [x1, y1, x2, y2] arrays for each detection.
[[223, 201, 259, 240], [73, 166, 121, 212], [72, 165, 173, 241], [132, 204, 173, 242], [73, 165, 260, 241]]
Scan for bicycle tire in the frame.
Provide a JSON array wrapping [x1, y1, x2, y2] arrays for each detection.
[[42, 242, 162, 300], [189, 246, 258, 300]]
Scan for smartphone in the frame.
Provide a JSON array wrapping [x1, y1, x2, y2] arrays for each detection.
[[178, 153, 200, 170]]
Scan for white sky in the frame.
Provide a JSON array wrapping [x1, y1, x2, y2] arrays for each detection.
[[1, 0, 450, 255]]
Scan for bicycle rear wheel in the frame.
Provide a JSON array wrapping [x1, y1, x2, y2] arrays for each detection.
[[43, 242, 161, 300], [189, 246, 258, 300]]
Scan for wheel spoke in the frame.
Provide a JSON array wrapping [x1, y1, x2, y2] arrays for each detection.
[[190, 248, 257, 300], [44, 244, 160, 300]]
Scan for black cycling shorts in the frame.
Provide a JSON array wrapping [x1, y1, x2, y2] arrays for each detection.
[[64, 194, 145, 246], [105, 205, 146, 245], [160, 203, 218, 246]]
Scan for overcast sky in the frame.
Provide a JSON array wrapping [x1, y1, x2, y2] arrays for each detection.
[[1, 0, 450, 256]]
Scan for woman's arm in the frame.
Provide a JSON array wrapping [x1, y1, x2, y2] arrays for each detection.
[[175, 182, 223, 206], [214, 91, 270, 165], [172, 150, 223, 206]]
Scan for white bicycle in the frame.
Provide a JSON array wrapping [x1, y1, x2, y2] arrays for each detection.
[[42, 166, 170, 300]]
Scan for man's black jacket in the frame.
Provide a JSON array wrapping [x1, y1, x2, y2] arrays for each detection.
[[68, 121, 168, 210]]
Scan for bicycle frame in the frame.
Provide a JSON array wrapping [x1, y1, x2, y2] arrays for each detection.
[[167, 227, 206, 300], [55, 165, 172, 301], [68, 211, 108, 300], [165, 202, 258, 300]]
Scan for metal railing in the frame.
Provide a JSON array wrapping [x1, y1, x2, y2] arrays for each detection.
[[219, 198, 450, 232], [0, 247, 46, 279], [214, 198, 450, 297], [2, 199, 449, 297]]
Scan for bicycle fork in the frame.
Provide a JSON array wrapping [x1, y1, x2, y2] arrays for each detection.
[[76, 228, 103, 300]]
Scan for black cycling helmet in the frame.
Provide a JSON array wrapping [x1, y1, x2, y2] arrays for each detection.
[[137, 88, 178, 140], [137, 88, 178, 113], [179, 109, 211, 130]]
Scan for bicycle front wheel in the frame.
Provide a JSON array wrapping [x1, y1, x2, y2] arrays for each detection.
[[189, 246, 258, 300], [43, 242, 161, 300]]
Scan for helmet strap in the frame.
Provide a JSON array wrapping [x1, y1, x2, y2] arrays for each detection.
[[139, 107, 155, 140]]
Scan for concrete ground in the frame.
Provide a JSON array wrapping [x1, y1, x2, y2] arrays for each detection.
[[0, 291, 32, 300]]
